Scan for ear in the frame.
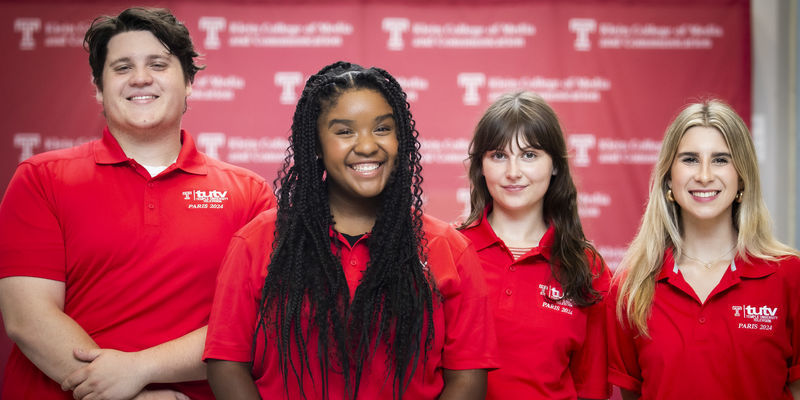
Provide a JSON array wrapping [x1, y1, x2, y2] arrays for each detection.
[[95, 85, 103, 103], [551, 167, 558, 176], [185, 80, 192, 97]]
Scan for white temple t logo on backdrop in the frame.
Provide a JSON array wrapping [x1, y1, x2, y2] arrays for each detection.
[[457, 73, 486, 106], [14, 18, 41, 50], [568, 18, 597, 51], [199, 16, 227, 49]]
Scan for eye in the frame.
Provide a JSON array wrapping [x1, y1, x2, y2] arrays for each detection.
[[334, 128, 354, 136], [113, 64, 132, 73], [680, 156, 698, 164], [150, 62, 167, 70], [488, 151, 507, 160], [521, 151, 537, 160], [712, 156, 730, 165], [374, 125, 393, 136]]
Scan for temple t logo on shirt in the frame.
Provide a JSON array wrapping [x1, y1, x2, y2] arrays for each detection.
[[538, 284, 575, 314], [539, 284, 563, 300]]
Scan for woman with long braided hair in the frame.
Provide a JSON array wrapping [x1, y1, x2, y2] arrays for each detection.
[[203, 61, 497, 399]]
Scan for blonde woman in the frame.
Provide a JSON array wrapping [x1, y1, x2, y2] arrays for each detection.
[[608, 99, 800, 400]]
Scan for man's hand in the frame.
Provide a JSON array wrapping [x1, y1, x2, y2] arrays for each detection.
[[62, 348, 153, 400]]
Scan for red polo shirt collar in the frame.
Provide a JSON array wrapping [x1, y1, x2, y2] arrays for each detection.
[[466, 204, 554, 261], [656, 248, 778, 284], [328, 226, 372, 248], [93, 127, 208, 175]]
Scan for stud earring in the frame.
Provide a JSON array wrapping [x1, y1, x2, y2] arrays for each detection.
[[735, 190, 743, 203], [666, 189, 675, 203]]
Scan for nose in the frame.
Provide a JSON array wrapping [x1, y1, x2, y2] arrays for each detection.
[[506, 158, 522, 179], [129, 67, 153, 87], [354, 132, 378, 156], [695, 158, 712, 183]]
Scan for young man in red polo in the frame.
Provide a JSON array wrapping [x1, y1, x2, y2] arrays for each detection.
[[0, 8, 275, 400]]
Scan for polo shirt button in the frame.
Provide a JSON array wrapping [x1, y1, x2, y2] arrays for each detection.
[[509, 266, 516, 271], [350, 259, 357, 266], [505, 288, 512, 296], [699, 316, 706, 324], [148, 182, 154, 187], [147, 203, 155, 209]]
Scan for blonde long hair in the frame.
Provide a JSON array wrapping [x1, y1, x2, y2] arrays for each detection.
[[616, 99, 798, 336]]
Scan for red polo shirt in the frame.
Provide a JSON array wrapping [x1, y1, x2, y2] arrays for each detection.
[[203, 209, 499, 399], [607, 249, 800, 400], [0, 127, 276, 400], [459, 208, 610, 400]]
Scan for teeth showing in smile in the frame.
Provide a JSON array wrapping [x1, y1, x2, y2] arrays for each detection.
[[129, 95, 156, 101], [351, 163, 380, 172], [691, 191, 719, 198]]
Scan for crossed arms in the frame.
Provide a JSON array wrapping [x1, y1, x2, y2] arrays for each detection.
[[0, 276, 206, 400]]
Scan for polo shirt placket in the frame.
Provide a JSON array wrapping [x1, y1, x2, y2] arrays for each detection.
[[608, 249, 800, 400], [204, 210, 500, 399], [0, 127, 276, 400], [460, 205, 610, 400]]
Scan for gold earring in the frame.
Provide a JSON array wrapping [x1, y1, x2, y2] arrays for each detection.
[[735, 191, 743, 203], [666, 189, 675, 203]]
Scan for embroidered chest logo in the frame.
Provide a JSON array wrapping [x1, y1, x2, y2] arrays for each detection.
[[182, 189, 228, 209], [731, 304, 779, 331], [538, 284, 575, 315]]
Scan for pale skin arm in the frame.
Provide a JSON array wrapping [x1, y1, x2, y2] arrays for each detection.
[[438, 369, 487, 400], [207, 359, 260, 400], [0, 276, 206, 400], [0, 277, 99, 384], [63, 327, 208, 399]]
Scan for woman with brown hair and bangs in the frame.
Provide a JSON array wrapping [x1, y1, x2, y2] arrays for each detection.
[[459, 91, 610, 400]]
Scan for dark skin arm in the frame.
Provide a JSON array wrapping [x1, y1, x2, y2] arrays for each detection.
[[438, 368, 487, 400], [207, 359, 260, 400], [619, 388, 639, 400]]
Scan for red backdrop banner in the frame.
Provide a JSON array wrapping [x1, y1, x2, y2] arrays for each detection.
[[0, 0, 750, 392]]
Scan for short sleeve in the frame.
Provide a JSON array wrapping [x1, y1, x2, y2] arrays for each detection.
[[440, 242, 499, 370], [0, 162, 65, 280], [571, 257, 612, 399], [250, 179, 277, 215], [203, 234, 261, 363], [606, 284, 643, 393]]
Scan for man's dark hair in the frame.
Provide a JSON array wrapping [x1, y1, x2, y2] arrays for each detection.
[[83, 7, 204, 90]]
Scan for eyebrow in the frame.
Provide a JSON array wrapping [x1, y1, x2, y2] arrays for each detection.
[[677, 151, 732, 157], [326, 113, 394, 128]]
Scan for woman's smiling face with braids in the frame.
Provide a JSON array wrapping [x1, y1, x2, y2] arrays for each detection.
[[317, 88, 399, 206]]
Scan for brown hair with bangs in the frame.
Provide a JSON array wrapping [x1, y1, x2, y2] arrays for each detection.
[[459, 91, 603, 306]]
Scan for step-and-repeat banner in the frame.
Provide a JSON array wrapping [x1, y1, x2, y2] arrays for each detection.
[[0, 0, 749, 384]]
